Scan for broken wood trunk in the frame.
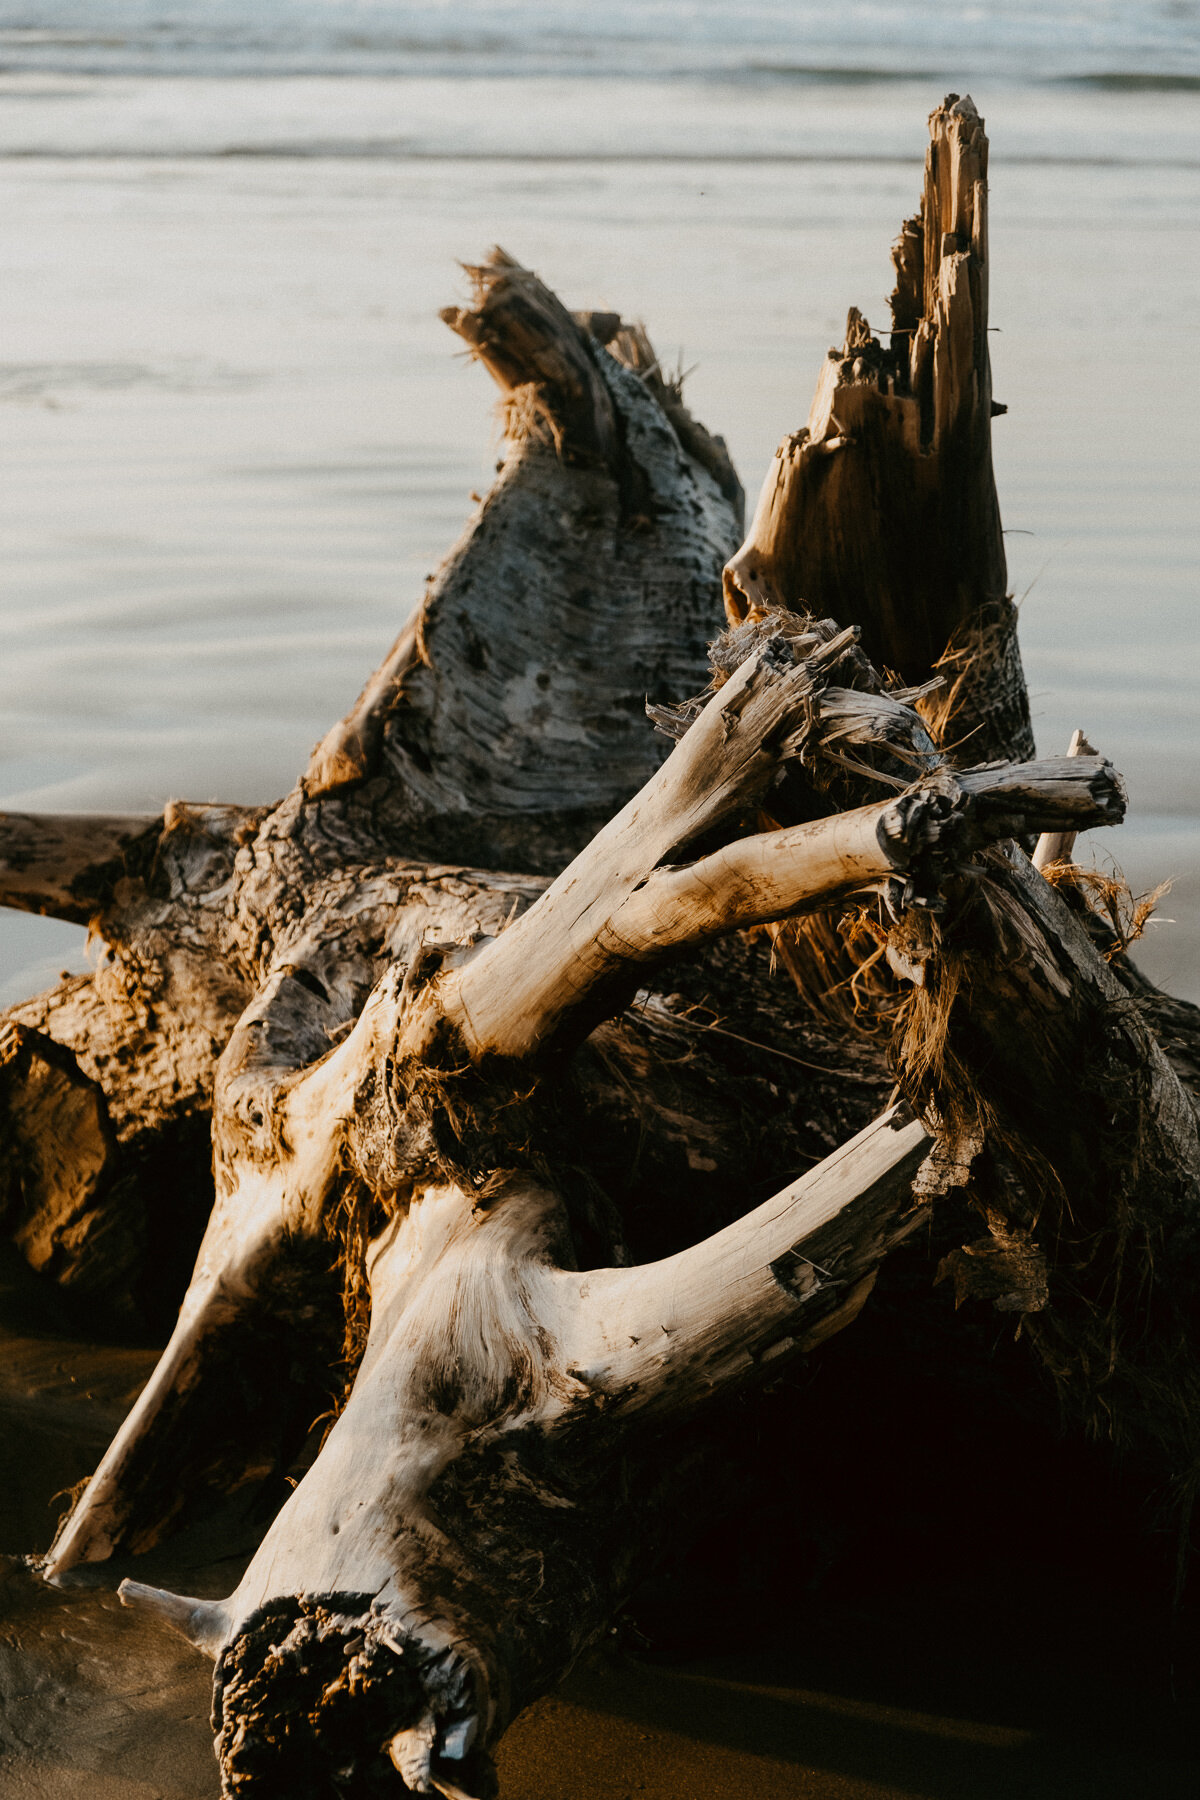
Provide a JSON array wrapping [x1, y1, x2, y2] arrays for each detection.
[[725, 94, 1031, 770], [2, 96, 1198, 1800]]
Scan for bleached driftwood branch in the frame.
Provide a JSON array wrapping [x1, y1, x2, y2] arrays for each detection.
[[38, 580, 1131, 1800], [120, 1105, 931, 1799]]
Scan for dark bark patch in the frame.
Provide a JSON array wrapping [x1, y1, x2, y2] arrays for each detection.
[[214, 1594, 424, 1797], [0, 1023, 118, 1292]]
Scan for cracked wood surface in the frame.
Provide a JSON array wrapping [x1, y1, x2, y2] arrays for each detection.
[[303, 249, 743, 875], [724, 95, 1032, 770], [0, 258, 741, 1314]]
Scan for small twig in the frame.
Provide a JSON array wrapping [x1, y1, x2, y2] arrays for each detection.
[[802, 1256, 837, 1278], [628, 996, 885, 1084]]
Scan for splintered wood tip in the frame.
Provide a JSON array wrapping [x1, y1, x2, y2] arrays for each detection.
[[118, 1578, 226, 1655]]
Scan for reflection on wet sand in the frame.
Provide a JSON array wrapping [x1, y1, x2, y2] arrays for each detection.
[[3, 1215, 1197, 1800]]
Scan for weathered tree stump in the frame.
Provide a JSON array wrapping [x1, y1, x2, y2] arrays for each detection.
[[1, 98, 1197, 1800], [725, 95, 1030, 770]]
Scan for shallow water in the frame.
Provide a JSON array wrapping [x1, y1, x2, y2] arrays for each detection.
[[0, 0, 1197, 84], [1, 7, 1198, 1010]]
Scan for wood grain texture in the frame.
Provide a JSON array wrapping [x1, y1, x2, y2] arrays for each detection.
[[304, 250, 744, 878], [0, 811, 159, 924], [0, 257, 741, 1320], [724, 95, 1033, 769]]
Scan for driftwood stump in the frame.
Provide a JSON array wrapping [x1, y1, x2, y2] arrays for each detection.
[[1, 97, 1197, 1799]]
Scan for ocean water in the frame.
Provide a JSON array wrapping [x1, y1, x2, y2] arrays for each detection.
[[1, 0, 1198, 1002], [1, 0, 1198, 83]]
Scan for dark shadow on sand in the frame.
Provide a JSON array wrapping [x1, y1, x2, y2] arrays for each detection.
[[553, 1644, 1200, 1800]]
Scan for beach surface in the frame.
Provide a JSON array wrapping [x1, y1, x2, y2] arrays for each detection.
[[1, 8, 1198, 1006], [2, 1268, 1197, 1800], [1, 5, 1198, 1797]]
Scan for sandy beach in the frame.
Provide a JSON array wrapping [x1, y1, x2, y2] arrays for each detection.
[[1, 3, 1199, 1796], [3, 1235, 1198, 1799]]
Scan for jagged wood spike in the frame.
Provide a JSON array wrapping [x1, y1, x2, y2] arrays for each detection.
[[724, 95, 1032, 769], [117, 1579, 229, 1656]]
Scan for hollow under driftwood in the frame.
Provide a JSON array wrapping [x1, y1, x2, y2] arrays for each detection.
[[2, 95, 1198, 1800]]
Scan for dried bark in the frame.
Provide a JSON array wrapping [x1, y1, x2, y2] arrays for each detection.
[[303, 249, 743, 874], [0, 803, 261, 1316]]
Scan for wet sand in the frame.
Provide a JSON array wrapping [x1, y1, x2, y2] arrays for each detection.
[[4, 1559, 1198, 1800], [3, 1230, 1197, 1800], [4, 1574, 1198, 1800]]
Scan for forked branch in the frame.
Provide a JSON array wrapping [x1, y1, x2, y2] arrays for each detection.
[[46, 604, 1124, 1581]]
